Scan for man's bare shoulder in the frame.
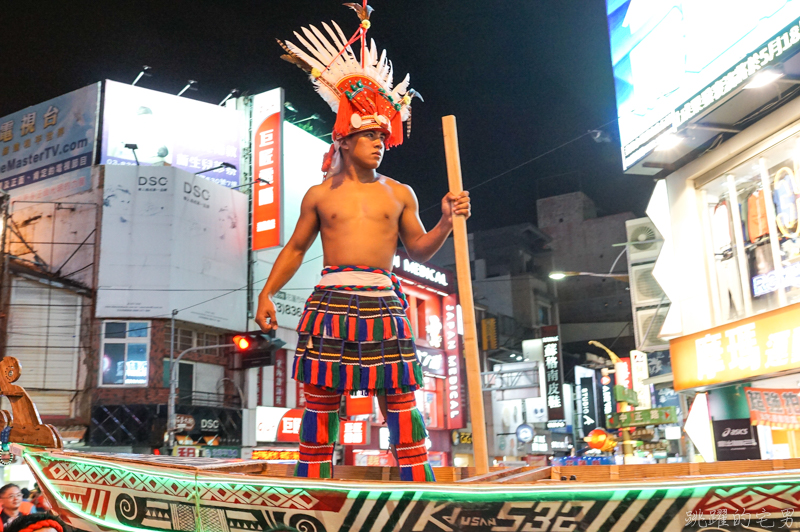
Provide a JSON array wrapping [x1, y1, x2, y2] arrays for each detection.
[[380, 174, 417, 201], [302, 182, 327, 204]]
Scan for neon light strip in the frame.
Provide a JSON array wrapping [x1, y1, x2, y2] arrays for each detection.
[[24, 449, 800, 499]]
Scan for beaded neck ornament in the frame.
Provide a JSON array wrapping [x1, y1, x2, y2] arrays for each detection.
[[278, 1, 422, 176]]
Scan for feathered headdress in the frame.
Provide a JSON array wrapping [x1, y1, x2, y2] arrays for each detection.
[[278, 1, 421, 174]]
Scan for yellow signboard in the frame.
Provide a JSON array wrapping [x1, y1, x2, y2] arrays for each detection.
[[671, 303, 800, 391]]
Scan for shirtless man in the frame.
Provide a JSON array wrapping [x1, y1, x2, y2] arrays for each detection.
[[259, 2, 469, 482], [255, 128, 470, 481]]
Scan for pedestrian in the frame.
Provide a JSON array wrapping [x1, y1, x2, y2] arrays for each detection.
[[257, 3, 470, 482], [3, 513, 67, 532], [0, 484, 32, 530]]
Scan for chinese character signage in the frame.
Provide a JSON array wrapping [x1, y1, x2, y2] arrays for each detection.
[[712, 418, 761, 461], [542, 325, 565, 421], [443, 293, 465, 429], [252, 449, 299, 462], [601, 373, 616, 421], [631, 350, 652, 409], [745, 387, 800, 429], [273, 349, 287, 408], [255, 407, 303, 442], [606, 406, 677, 429], [101, 81, 243, 187], [671, 303, 800, 391], [251, 88, 284, 250], [340, 421, 368, 445], [0, 83, 99, 195]]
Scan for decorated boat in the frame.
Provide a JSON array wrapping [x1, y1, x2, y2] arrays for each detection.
[[0, 357, 799, 532]]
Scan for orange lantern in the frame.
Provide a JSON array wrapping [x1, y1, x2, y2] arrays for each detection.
[[585, 428, 618, 453]]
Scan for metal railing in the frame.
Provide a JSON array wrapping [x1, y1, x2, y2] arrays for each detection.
[[177, 391, 242, 409]]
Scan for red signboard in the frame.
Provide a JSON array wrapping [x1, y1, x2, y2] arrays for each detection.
[[274, 350, 287, 408], [252, 88, 284, 250], [339, 421, 368, 445], [346, 394, 372, 416], [443, 293, 465, 429], [277, 408, 304, 442], [745, 387, 800, 429]]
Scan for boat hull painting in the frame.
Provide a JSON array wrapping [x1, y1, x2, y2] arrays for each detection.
[[23, 451, 800, 532]]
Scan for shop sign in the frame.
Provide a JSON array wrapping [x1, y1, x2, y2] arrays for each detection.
[[199, 416, 220, 434], [631, 351, 651, 409], [451, 430, 472, 446], [172, 446, 202, 457], [297, 382, 306, 409], [671, 303, 800, 391], [516, 424, 534, 444], [392, 250, 452, 290], [542, 325, 565, 421], [547, 419, 566, 429], [606, 406, 677, 429], [426, 315, 443, 348], [601, 373, 616, 420], [550, 434, 573, 451], [345, 394, 373, 417], [252, 449, 299, 461], [647, 351, 672, 377], [175, 414, 195, 433], [744, 387, 800, 429], [615, 358, 632, 389], [204, 447, 240, 459], [579, 377, 599, 433], [339, 421, 368, 445], [255, 407, 303, 442], [274, 350, 287, 408], [655, 387, 682, 419], [712, 418, 761, 461], [251, 88, 284, 250], [444, 294, 465, 429], [614, 385, 638, 406], [417, 347, 445, 376], [753, 263, 800, 297], [630, 428, 655, 441], [531, 433, 550, 454]]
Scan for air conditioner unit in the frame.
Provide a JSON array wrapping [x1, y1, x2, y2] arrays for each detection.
[[630, 263, 666, 308], [625, 217, 663, 264], [634, 306, 670, 352]]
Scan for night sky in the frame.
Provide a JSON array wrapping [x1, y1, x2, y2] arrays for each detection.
[[1, 0, 655, 231]]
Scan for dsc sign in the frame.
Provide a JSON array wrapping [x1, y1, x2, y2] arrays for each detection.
[[251, 88, 284, 250]]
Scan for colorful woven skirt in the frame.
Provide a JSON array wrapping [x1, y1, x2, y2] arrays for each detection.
[[292, 289, 424, 395]]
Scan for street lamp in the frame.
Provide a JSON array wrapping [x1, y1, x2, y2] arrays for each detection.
[[548, 271, 629, 283], [167, 343, 234, 449]]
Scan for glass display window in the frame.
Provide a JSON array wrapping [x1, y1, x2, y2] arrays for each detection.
[[700, 134, 800, 325]]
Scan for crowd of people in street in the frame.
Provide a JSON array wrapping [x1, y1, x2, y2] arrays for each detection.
[[0, 483, 67, 532]]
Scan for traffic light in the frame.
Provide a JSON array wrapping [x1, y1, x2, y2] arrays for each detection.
[[230, 331, 286, 369], [584, 428, 618, 452]]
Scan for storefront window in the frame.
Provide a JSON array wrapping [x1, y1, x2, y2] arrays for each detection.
[[101, 321, 150, 386], [700, 134, 800, 324]]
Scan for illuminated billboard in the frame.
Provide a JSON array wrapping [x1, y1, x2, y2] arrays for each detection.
[[100, 80, 245, 187], [0, 83, 99, 194], [607, 1, 800, 170]]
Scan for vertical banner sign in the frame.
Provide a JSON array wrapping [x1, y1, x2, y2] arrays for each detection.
[[251, 88, 284, 250], [444, 294, 464, 429], [542, 325, 565, 421], [296, 382, 306, 409], [273, 350, 287, 408], [580, 377, 599, 433], [601, 373, 616, 426], [631, 350, 652, 409]]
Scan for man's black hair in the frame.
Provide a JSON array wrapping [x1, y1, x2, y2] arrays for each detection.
[[4, 513, 69, 532]]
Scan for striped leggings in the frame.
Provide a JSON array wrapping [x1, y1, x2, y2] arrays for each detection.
[[295, 384, 436, 482]]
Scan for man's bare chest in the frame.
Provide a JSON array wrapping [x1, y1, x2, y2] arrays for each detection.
[[317, 190, 403, 224]]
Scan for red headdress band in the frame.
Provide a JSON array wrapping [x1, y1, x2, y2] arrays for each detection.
[[16, 519, 64, 532]]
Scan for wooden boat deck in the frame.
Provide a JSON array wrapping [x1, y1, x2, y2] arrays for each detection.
[[50, 449, 800, 485]]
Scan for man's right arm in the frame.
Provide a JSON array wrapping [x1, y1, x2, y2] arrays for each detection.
[[255, 187, 321, 331]]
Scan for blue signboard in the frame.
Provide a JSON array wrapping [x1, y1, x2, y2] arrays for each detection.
[[607, 0, 800, 170], [647, 350, 672, 377], [0, 83, 100, 194]]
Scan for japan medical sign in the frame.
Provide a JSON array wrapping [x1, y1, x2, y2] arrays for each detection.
[[542, 325, 565, 421], [671, 303, 800, 391], [101, 81, 243, 187], [0, 83, 99, 194], [443, 293, 465, 429], [251, 88, 284, 250], [744, 387, 800, 430]]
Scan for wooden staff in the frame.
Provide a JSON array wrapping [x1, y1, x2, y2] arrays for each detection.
[[442, 116, 489, 475]]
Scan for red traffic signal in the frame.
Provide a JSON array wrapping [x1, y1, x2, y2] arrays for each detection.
[[230, 332, 286, 369], [233, 335, 251, 350]]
